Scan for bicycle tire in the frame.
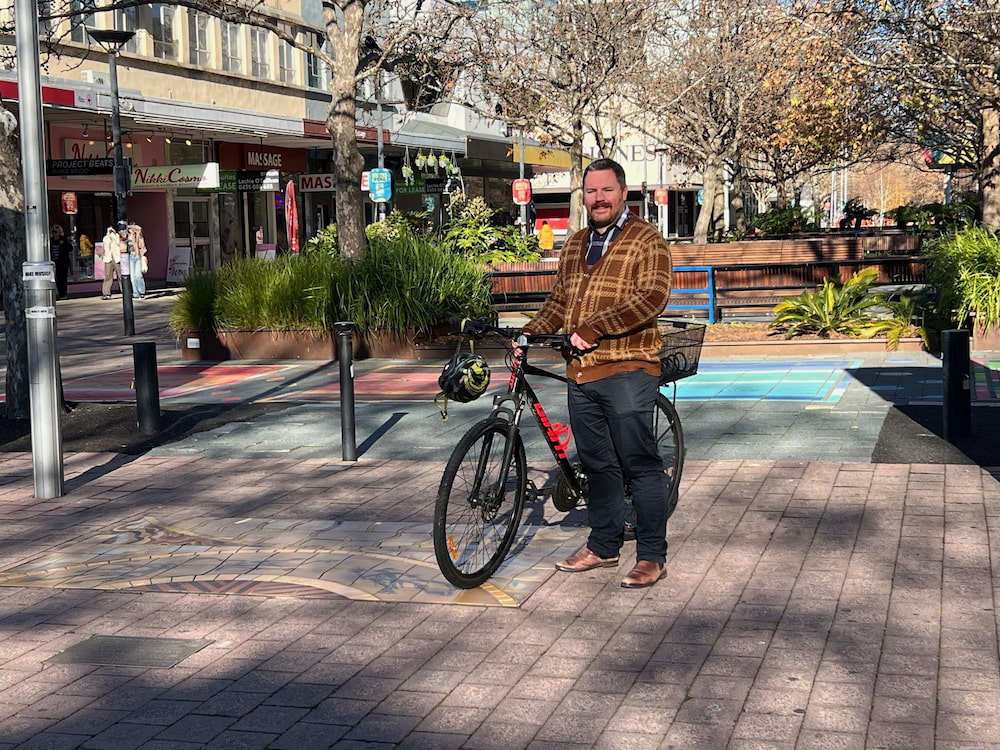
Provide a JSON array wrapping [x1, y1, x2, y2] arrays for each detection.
[[656, 394, 684, 518], [624, 394, 685, 538], [434, 418, 528, 588]]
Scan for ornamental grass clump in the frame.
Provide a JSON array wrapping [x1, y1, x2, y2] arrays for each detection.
[[168, 233, 492, 341], [925, 226, 1000, 331]]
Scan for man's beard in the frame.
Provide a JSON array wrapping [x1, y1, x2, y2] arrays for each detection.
[[589, 203, 615, 229]]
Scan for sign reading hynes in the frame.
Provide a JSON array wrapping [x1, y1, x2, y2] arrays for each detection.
[[132, 163, 221, 190]]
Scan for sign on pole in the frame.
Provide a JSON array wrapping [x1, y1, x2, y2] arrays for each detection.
[[653, 188, 669, 206], [369, 168, 392, 202], [512, 178, 532, 205], [61, 192, 78, 214]]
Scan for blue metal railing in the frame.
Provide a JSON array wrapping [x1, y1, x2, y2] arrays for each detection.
[[665, 266, 716, 323]]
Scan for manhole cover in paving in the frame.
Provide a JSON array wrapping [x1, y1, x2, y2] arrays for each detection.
[[48, 635, 213, 668]]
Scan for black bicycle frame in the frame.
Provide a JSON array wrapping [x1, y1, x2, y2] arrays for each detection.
[[487, 345, 585, 502]]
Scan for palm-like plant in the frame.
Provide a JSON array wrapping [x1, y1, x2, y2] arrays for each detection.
[[771, 268, 883, 338]]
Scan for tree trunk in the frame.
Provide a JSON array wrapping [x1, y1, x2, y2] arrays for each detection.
[[694, 156, 723, 243], [0, 110, 29, 420], [981, 107, 1000, 229], [326, 6, 367, 261], [567, 120, 586, 233]]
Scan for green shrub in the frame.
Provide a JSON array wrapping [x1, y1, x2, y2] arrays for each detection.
[[442, 195, 540, 263], [925, 226, 1000, 329], [169, 235, 492, 339], [750, 205, 820, 235]]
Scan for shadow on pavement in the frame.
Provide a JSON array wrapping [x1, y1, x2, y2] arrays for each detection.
[[873, 404, 1000, 466], [0, 402, 294, 455]]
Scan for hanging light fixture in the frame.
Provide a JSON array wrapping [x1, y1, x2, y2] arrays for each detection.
[[164, 135, 172, 144], [185, 138, 192, 146], [81, 123, 89, 137], [145, 133, 153, 143]]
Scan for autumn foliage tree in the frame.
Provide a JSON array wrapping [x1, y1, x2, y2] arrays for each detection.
[[462, 0, 660, 232]]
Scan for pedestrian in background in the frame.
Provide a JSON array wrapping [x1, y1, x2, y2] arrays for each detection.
[[49, 224, 72, 300], [538, 220, 555, 253], [100, 226, 125, 300], [128, 223, 147, 299], [520, 158, 674, 588]]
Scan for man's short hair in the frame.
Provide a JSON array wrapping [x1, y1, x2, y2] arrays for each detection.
[[583, 158, 627, 189]]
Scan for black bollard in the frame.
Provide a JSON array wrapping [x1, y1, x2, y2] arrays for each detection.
[[132, 340, 161, 435], [334, 321, 357, 461], [942, 328, 971, 441]]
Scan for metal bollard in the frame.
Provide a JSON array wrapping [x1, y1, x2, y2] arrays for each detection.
[[942, 329, 971, 441], [132, 340, 161, 435], [334, 322, 357, 461]]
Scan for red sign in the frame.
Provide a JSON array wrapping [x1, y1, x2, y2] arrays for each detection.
[[512, 178, 532, 206], [61, 192, 78, 215], [653, 188, 669, 206]]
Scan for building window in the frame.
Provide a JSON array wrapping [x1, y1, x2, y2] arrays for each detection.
[[221, 21, 241, 73], [150, 4, 176, 60], [188, 10, 210, 67], [113, 7, 140, 53], [306, 53, 323, 89], [278, 33, 296, 84], [69, 0, 96, 44], [250, 27, 270, 79]]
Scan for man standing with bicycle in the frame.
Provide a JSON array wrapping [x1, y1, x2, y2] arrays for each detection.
[[521, 158, 673, 588]]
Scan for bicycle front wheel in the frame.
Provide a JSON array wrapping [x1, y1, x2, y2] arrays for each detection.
[[655, 394, 685, 518], [434, 418, 527, 588]]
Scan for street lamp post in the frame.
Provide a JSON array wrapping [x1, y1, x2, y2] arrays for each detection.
[[86, 28, 136, 336]]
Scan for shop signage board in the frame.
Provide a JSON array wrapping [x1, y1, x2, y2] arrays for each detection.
[[47, 158, 116, 176], [236, 169, 281, 192], [131, 162, 220, 190], [300, 173, 336, 192]]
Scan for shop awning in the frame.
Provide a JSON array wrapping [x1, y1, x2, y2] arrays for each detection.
[[392, 119, 468, 153]]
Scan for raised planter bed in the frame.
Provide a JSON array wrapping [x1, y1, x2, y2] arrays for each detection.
[[179, 330, 419, 361], [178, 330, 926, 362]]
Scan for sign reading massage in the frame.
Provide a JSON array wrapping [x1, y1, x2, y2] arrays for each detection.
[[131, 162, 221, 190]]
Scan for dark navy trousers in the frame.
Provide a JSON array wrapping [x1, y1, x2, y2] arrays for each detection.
[[567, 370, 668, 563]]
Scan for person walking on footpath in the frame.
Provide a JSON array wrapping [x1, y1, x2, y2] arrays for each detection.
[[127, 223, 147, 299], [99, 226, 125, 300], [50, 224, 72, 300], [519, 158, 674, 588]]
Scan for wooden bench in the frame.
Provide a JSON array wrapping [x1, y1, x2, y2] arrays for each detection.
[[486, 255, 927, 319]]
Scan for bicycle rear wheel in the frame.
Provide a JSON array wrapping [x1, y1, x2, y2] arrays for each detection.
[[434, 418, 527, 588], [624, 394, 685, 538], [655, 394, 685, 518]]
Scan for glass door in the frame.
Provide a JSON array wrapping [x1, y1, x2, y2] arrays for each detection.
[[174, 197, 212, 272]]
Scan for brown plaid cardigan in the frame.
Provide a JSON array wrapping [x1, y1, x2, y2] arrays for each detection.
[[522, 216, 673, 384]]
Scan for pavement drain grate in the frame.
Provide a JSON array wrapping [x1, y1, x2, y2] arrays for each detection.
[[47, 635, 213, 668]]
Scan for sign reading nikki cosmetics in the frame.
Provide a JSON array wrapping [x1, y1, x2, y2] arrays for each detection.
[[131, 163, 221, 190]]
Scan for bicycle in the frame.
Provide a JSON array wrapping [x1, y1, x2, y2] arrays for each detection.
[[432, 317, 705, 589]]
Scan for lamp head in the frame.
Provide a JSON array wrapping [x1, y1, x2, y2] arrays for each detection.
[[86, 28, 136, 53]]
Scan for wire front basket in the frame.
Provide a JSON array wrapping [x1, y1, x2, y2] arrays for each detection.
[[658, 321, 706, 384]]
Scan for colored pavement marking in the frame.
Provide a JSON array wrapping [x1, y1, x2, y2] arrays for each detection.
[[62, 364, 299, 402], [0, 516, 586, 608], [676, 360, 859, 402], [973, 359, 1000, 402]]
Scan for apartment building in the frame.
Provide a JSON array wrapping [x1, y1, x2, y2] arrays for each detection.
[[0, 0, 524, 293]]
